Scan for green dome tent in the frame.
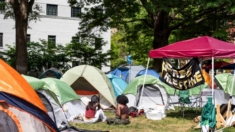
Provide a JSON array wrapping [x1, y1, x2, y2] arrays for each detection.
[[22, 75, 85, 128]]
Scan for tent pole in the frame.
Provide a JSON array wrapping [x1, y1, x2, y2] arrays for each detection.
[[138, 58, 150, 107], [212, 57, 214, 103]]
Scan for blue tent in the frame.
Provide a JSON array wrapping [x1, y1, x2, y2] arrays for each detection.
[[109, 65, 145, 83], [39, 67, 63, 79], [106, 74, 128, 97], [135, 69, 160, 79]]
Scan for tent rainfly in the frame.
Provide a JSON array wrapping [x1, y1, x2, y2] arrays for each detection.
[[0, 60, 59, 132], [60, 65, 116, 109]]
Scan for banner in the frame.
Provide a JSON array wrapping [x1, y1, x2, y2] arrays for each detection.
[[162, 58, 205, 90]]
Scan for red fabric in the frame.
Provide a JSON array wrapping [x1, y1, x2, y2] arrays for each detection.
[[204, 61, 231, 69], [149, 36, 235, 58], [85, 109, 96, 118]]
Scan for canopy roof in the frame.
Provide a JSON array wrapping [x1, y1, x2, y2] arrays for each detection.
[[149, 36, 235, 58]]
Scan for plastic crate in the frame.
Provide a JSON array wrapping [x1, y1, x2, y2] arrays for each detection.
[[145, 110, 163, 120]]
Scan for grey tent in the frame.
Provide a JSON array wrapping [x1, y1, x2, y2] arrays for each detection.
[[22, 75, 68, 129]]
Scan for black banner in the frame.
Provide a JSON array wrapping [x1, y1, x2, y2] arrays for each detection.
[[162, 58, 205, 90]]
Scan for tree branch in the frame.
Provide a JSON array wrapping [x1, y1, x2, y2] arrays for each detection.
[[169, 4, 227, 31]]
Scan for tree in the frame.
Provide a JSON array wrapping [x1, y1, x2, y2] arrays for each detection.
[[68, 0, 235, 71], [66, 35, 111, 69], [3, 0, 40, 74]]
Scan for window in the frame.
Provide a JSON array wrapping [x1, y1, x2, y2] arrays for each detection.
[[26, 34, 30, 42], [0, 33, 2, 47], [48, 35, 56, 47], [47, 4, 57, 16], [0, 0, 5, 13], [71, 7, 81, 17], [95, 38, 102, 50], [72, 36, 80, 42]]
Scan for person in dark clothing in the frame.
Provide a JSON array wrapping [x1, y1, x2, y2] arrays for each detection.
[[106, 95, 130, 125]]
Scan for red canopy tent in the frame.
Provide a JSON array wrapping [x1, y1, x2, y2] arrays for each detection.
[[141, 36, 235, 103], [149, 36, 235, 58]]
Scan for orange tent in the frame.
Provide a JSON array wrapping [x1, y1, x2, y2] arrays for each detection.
[[0, 60, 58, 132]]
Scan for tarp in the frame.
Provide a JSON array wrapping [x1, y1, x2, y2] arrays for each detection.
[[215, 73, 235, 95], [110, 65, 145, 83], [106, 74, 127, 97], [135, 69, 160, 79], [149, 36, 235, 58], [60, 65, 116, 109]]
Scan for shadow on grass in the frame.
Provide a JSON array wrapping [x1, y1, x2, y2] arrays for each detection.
[[167, 107, 203, 121]]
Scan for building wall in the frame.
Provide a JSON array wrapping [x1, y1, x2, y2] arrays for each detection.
[[0, 0, 110, 72]]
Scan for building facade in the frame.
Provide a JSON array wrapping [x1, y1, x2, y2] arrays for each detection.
[[0, 0, 111, 72]]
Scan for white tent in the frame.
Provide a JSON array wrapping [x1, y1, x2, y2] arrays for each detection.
[[60, 65, 116, 109]]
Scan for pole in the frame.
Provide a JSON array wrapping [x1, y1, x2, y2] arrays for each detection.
[[212, 57, 214, 103], [138, 58, 150, 107]]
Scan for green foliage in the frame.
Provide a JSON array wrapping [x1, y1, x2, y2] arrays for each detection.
[[66, 35, 111, 69], [68, 0, 235, 69]]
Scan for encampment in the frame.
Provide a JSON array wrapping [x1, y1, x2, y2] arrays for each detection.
[[109, 65, 145, 83], [22, 75, 69, 129], [39, 67, 63, 79], [60, 65, 116, 109], [0, 60, 59, 132], [122, 75, 170, 109]]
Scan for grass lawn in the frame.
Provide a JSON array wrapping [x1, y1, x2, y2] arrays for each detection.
[[70, 109, 235, 132]]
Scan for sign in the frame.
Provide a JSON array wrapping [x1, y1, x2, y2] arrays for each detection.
[[162, 58, 204, 90]]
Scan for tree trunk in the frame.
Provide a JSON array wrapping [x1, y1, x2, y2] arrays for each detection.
[[13, 1, 29, 74], [152, 11, 170, 72]]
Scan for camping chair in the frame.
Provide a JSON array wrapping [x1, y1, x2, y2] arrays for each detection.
[[178, 90, 200, 117]]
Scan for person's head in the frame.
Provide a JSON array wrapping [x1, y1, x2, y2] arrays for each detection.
[[91, 95, 99, 104], [87, 95, 100, 109], [116, 95, 129, 105]]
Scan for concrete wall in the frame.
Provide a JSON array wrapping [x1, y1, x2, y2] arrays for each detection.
[[0, 0, 110, 72]]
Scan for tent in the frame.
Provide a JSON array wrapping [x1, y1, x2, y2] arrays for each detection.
[[22, 75, 69, 129], [215, 73, 235, 95], [106, 74, 128, 97], [122, 75, 170, 109], [135, 68, 160, 79], [41, 78, 86, 122], [110, 65, 145, 83], [39, 67, 63, 79], [0, 60, 59, 132], [148, 36, 235, 103], [60, 65, 116, 109]]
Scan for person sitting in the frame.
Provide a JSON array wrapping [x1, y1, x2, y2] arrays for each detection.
[[106, 95, 130, 125], [83, 95, 106, 123]]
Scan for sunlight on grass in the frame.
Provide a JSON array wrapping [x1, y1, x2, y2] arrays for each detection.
[[70, 110, 235, 132]]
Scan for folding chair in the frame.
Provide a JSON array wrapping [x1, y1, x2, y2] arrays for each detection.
[[178, 90, 200, 117]]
